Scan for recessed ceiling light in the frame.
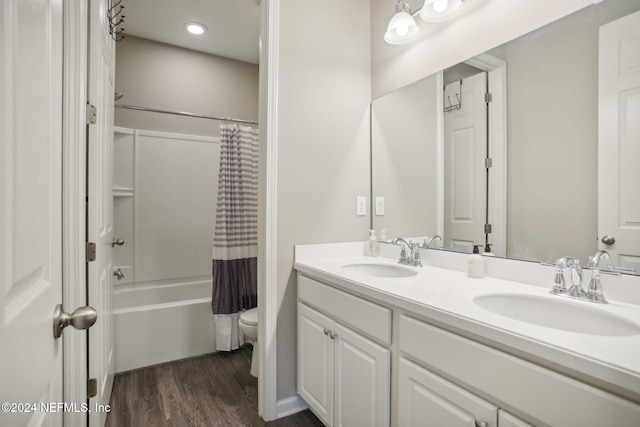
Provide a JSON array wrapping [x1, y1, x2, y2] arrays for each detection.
[[185, 22, 207, 35]]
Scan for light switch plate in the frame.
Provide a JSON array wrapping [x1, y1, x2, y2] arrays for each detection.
[[375, 197, 385, 216], [356, 196, 367, 216]]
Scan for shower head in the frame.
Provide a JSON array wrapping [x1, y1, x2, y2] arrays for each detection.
[[114, 92, 124, 101]]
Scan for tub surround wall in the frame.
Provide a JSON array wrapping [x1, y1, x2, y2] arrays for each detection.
[[112, 128, 218, 372]]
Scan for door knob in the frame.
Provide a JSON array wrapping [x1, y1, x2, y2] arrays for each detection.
[[112, 238, 125, 247], [53, 304, 98, 339], [601, 235, 616, 245], [113, 268, 125, 280]]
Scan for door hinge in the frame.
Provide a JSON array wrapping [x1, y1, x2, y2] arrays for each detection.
[[86, 104, 97, 125], [87, 378, 97, 399], [484, 224, 493, 234], [485, 158, 493, 168], [485, 92, 492, 103], [86, 242, 96, 262]]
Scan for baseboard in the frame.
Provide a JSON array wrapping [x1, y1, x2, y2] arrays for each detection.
[[276, 395, 308, 418]]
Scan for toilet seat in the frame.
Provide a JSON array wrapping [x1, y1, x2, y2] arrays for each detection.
[[240, 307, 258, 326]]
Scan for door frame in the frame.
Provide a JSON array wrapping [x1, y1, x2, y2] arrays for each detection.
[[465, 53, 508, 258], [62, 1, 89, 426]]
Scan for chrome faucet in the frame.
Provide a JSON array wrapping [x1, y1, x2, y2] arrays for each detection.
[[392, 238, 421, 267], [565, 258, 586, 299], [549, 255, 615, 304], [422, 235, 442, 251], [588, 250, 610, 268]]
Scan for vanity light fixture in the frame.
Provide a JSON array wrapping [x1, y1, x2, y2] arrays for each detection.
[[185, 22, 207, 35], [420, 0, 464, 22], [384, 0, 464, 45], [384, 0, 421, 45]]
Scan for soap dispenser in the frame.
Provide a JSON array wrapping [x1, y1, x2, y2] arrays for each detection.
[[366, 230, 379, 257], [468, 245, 485, 278]]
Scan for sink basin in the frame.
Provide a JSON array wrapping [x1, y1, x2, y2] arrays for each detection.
[[341, 263, 418, 279], [473, 293, 640, 337]]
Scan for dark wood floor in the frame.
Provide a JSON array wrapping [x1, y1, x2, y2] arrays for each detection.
[[105, 346, 324, 427]]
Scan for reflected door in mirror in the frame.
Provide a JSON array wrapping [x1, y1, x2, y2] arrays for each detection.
[[444, 72, 488, 253]]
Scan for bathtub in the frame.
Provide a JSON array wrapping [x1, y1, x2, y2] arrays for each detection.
[[113, 278, 216, 372]]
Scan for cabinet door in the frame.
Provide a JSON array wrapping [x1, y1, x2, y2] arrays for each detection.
[[498, 410, 534, 427], [334, 323, 390, 427], [398, 358, 497, 427], [298, 303, 334, 426]]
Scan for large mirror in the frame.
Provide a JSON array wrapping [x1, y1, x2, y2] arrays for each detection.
[[371, 0, 640, 274]]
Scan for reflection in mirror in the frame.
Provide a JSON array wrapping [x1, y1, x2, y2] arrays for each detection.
[[371, 74, 440, 241], [371, 0, 640, 274]]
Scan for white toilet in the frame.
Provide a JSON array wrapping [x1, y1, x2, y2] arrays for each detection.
[[239, 307, 259, 377]]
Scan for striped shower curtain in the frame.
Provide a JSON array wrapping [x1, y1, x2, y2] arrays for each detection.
[[211, 123, 259, 351]]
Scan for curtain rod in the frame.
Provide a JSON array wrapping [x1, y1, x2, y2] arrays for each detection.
[[115, 104, 259, 125]]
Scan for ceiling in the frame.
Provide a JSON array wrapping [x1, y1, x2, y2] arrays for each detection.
[[120, 0, 261, 64]]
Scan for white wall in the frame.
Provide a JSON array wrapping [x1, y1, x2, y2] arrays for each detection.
[[115, 36, 258, 136], [371, 74, 439, 238], [268, 0, 372, 401]]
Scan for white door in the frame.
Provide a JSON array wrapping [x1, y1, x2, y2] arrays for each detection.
[[297, 303, 334, 426], [599, 10, 640, 272], [397, 358, 497, 427], [334, 323, 390, 427], [87, 0, 116, 424], [0, 0, 64, 426], [443, 73, 488, 254]]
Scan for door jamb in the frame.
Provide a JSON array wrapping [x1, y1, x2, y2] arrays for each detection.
[[62, 1, 89, 426]]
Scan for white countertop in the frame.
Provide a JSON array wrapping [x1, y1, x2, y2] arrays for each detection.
[[294, 243, 640, 403]]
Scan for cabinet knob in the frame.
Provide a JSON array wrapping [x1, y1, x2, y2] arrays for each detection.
[[323, 328, 336, 339]]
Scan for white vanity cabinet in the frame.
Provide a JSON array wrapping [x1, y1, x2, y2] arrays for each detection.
[[297, 274, 391, 427], [398, 315, 640, 427]]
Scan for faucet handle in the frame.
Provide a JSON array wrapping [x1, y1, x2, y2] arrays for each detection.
[[586, 268, 609, 303], [550, 266, 567, 295], [411, 243, 423, 267]]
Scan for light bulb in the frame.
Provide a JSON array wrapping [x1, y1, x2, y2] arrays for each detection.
[[396, 25, 409, 37], [185, 22, 207, 35], [433, 0, 448, 13]]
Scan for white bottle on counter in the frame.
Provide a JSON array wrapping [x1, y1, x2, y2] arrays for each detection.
[[468, 245, 485, 278], [366, 229, 379, 257]]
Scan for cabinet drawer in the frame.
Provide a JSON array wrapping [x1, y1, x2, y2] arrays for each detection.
[[399, 315, 640, 427], [298, 274, 392, 345]]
